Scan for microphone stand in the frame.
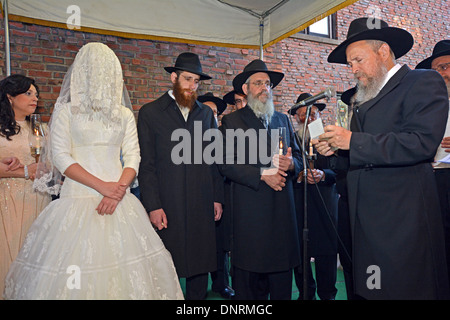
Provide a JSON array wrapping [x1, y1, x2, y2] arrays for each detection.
[[288, 104, 314, 300], [288, 91, 349, 300], [301, 104, 312, 300]]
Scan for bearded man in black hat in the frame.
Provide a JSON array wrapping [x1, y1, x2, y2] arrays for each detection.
[[313, 18, 450, 300], [218, 59, 302, 300], [137, 52, 224, 300], [416, 39, 450, 288]]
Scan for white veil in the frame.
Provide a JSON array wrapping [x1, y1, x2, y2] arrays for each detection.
[[33, 42, 133, 195]]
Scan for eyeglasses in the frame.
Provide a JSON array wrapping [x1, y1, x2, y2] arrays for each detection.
[[433, 62, 450, 73], [178, 74, 200, 85], [234, 98, 246, 105], [250, 80, 273, 89], [299, 113, 319, 120], [298, 111, 320, 122]]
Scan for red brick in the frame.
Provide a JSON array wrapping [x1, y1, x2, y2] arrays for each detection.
[[1, 0, 446, 120]]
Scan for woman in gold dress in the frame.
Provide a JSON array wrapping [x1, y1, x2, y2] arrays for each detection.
[[0, 74, 51, 297]]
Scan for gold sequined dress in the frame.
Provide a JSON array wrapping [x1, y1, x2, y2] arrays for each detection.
[[0, 120, 51, 298]]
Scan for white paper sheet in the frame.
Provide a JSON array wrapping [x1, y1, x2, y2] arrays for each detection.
[[308, 119, 325, 140]]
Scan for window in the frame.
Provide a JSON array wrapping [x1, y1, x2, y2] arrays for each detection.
[[299, 14, 336, 39]]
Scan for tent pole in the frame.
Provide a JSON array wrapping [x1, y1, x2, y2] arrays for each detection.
[[259, 17, 264, 60], [3, 0, 11, 76]]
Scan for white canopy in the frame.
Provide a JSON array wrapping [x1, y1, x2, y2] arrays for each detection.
[[4, 0, 356, 49], [2, 0, 358, 74]]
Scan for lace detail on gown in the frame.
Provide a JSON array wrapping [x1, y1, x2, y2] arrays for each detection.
[[4, 194, 183, 300], [4, 90, 183, 300]]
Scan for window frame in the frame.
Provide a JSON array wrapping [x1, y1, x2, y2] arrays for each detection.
[[299, 14, 337, 40]]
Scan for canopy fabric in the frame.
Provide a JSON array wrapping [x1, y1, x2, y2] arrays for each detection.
[[4, 0, 358, 49]]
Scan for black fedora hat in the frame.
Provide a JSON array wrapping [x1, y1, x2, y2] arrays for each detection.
[[223, 90, 237, 105], [164, 52, 211, 80], [232, 59, 284, 94], [416, 40, 450, 69], [289, 92, 326, 115], [223, 90, 247, 105], [328, 17, 414, 64], [198, 92, 227, 115]]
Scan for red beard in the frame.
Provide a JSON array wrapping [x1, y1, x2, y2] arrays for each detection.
[[173, 80, 198, 110]]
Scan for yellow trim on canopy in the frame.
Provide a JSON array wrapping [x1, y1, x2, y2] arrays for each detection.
[[4, 13, 260, 49], [263, 0, 360, 49]]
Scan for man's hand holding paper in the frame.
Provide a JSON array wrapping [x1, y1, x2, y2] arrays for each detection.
[[308, 118, 352, 156], [319, 125, 352, 150]]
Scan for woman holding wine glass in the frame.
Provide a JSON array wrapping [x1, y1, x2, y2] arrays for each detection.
[[0, 74, 51, 298]]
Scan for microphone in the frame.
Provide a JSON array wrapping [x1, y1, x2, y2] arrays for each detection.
[[289, 87, 336, 112]]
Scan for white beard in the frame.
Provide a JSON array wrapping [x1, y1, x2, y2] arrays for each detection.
[[247, 91, 275, 121], [353, 64, 388, 105]]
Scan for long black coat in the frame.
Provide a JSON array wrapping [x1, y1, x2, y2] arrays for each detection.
[[340, 65, 450, 299], [137, 92, 224, 278], [219, 106, 302, 273]]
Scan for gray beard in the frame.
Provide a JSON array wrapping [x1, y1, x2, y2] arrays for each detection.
[[296, 123, 309, 140], [352, 64, 388, 105], [247, 92, 275, 121]]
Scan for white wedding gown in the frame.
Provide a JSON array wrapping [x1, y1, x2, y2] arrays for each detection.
[[3, 105, 184, 300]]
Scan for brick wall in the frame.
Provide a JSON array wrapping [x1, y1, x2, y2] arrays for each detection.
[[277, 0, 449, 123], [0, 0, 448, 125]]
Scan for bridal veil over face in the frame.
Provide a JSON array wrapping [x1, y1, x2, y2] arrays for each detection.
[[33, 42, 132, 195]]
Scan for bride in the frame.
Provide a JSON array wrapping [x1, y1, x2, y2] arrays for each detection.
[[3, 42, 184, 300]]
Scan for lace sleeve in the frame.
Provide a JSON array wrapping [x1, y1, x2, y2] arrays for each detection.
[[121, 107, 140, 174], [32, 102, 69, 195]]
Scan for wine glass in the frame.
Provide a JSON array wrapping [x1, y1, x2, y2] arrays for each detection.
[[29, 114, 45, 163]]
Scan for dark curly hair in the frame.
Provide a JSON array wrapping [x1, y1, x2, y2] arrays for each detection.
[[0, 74, 39, 140]]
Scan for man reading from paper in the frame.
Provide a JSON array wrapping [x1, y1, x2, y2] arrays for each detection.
[[313, 18, 450, 300]]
